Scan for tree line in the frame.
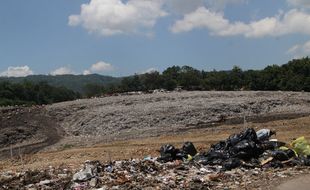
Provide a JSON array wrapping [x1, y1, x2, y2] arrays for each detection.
[[83, 57, 310, 97], [1, 57, 309, 106], [0, 81, 80, 106]]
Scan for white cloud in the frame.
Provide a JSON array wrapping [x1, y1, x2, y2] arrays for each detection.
[[83, 70, 92, 75], [142, 68, 158, 74], [287, 0, 310, 8], [90, 61, 114, 73], [165, 0, 246, 15], [0, 66, 34, 77], [171, 7, 310, 38], [50, 67, 75, 75], [69, 0, 167, 36], [287, 40, 310, 58]]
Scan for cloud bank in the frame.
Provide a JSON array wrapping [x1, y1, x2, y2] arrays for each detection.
[[83, 61, 114, 75], [287, 40, 310, 58], [69, 0, 310, 39], [0, 66, 34, 77], [69, 0, 167, 36], [171, 8, 310, 38], [50, 67, 76, 75]]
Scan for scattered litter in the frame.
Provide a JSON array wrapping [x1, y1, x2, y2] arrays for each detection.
[[1, 128, 310, 189], [256, 129, 276, 141]]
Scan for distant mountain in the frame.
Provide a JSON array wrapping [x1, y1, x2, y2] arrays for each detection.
[[0, 74, 121, 94]]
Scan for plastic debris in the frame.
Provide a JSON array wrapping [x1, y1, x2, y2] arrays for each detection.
[[1, 129, 310, 190], [256, 129, 276, 141], [181, 141, 197, 156], [291, 136, 310, 156]]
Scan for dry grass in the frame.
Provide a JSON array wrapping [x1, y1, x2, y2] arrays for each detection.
[[1, 116, 310, 171]]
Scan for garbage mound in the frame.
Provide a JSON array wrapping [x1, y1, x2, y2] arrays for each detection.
[[158, 128, 310, 170], [1, 128, 310, 190]]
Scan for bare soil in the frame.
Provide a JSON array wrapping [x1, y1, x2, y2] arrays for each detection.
[[0, 107, 62, 159]]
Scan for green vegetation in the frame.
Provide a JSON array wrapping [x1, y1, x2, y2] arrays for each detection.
[[0, 74, 121, 94], [87, 57, 310, 96], [0, 81, 80, 106], [1, 57, 310, 104]]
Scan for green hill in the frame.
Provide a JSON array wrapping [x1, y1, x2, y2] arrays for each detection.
[[0, 74, 121, 94]]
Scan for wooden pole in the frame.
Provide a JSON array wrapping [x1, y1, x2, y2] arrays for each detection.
[[10, 145, 13, 159]]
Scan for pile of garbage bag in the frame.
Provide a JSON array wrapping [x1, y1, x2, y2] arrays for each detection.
[[158, 128, 310, 170], [2, 128, 310, 189], [158, 141, 197, 163]]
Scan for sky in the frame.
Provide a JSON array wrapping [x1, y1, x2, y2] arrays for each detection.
[[1, 0, 310, 77]]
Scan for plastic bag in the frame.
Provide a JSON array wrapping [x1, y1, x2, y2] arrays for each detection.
[[291, 136, 310, 156], [159, 144, 179, 162], [181, 141, 197, 156]]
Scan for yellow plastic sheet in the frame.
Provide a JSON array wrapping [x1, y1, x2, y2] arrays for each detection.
[[291, 136, 310, 156]]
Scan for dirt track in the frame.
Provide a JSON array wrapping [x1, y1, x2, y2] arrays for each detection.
[[0, 107, 62, 159], [275, 174, 310, 190]]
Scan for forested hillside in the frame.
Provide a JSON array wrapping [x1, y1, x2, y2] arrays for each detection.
[[0, 81, 80, 106], [0, 57, 309, 105], [88, 57, 310, 96], [0, 74, 121, 94]]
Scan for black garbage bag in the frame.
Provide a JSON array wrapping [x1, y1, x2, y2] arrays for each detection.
[[288, 156, 310, 166], [176, 152, 186, 160], [225, 128, 259, 149], [223, 158, 242, 170], [300, 157, 310, 166], [193, 154, 209, 165], [285, 149, 296, 158], [272, 150, 290, 161], [268, 160, 284, 168], [240, 128, 259, 142], [230, 140, 263, 160], [206, 128, 264, 166], [181, 141, 197, 156], [271, 148, 296, 162], [261, 141, 286, 150], [210, 141, 227, 152], [158, 144, 180, 162], [205, 151, 230, 165]]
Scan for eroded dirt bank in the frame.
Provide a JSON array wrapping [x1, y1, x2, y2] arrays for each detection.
[[0, 107, 62, 159]]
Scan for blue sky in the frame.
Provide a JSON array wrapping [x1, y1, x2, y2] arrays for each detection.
[[1, 0, 310, 77]]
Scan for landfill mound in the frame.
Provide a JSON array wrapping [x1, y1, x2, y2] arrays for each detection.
[[1, 128, 310, 190], [46, 91, 310, 149]]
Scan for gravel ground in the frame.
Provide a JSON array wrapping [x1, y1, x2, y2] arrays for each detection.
[[46, 91, 310, 148]]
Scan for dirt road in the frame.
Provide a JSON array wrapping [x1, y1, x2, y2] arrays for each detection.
[[275, 174, 310, 190], [0, 107, 62, 159]]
